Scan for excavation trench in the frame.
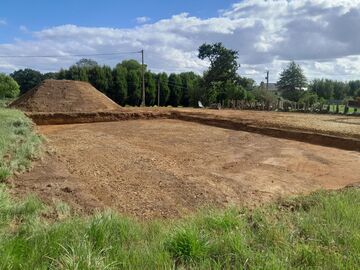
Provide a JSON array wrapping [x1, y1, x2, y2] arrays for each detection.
[[27, 110, 360, 152], [10, 119, 360, 219]]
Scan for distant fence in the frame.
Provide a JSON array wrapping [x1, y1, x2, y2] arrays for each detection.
[[217, 99, 360, 115]]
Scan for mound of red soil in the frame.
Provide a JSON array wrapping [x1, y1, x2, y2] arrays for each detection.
[[10, 79, 121, 112]]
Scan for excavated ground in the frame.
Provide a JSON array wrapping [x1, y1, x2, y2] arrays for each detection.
[[10, 119, 360, 219]]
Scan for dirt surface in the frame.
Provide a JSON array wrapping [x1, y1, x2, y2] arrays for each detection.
[[172, 108, 360, 140], [10, 120, 360, 219], [10, 79, 121, 112]]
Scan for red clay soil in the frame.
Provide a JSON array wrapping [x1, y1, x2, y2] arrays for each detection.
[[10, 120, 360, 219], [10, 79, 121, 112]]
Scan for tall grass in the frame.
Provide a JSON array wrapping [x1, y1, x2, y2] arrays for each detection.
[[0, 106, 359, 269], [0, 188, 358, 269], [0, 107, 42, 182]]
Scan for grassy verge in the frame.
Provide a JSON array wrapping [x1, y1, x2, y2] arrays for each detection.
[[0, 107, 359, 269], [0, 108, 42, 181], [0, 188, 359, 269]]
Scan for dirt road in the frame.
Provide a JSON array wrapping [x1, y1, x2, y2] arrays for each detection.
[[11, 119, 360, 219]]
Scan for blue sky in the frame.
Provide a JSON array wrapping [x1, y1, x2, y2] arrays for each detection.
[[0, 0, 360, 82], [0, 0, 235, 42]]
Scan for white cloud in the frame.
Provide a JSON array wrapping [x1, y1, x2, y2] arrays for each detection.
[[1, 0, 360, 83], [0, 19, 6, 26], [19, 25, 29, 33], [136, 16, 150, 24]]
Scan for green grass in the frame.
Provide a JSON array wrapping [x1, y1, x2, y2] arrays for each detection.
[[0, 188, 359, 269], [0, 107, 42, 182], [1, 107, 360, 269], [0, 98, 14, 108]]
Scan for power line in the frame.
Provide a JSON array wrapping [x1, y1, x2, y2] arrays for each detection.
[[0, 51, 142, 58]]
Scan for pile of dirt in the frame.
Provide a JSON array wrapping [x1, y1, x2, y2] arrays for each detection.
[[10, 79, 121, 112]]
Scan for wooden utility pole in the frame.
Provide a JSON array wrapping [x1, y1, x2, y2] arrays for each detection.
[[157, 78, 160, 106], [265, 70, 269, 91], [141, 49, 146, 107]]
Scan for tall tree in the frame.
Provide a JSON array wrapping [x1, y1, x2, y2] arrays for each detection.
[[277, 61, 307, 102], [10, 69, 43, 95], [75, 58, 98, 68], [127, 70, 141, 106], [145, 71, 156, 106], [112, 65, 128, 105], [158, 73, 170, 106], [349, 80, 360, 97], [88, 66, 107, 93], [0, 73, 20, 98], [333, 81, 349, 100], [198, 42, 239, 104], [102, 65, 113, 95], [68, 65, 88, 82], [309, 79, 334, 100], [168, 73, 182, 107]]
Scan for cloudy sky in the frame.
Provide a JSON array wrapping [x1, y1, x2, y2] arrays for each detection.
[[0, 0, 360, 83]]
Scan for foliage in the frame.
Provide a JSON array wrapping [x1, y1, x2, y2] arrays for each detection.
[[0, 108, 41, 182], [277, 61, 307, 102], [10, 68, 43, 95], [299, 91, 318, 106], [127, 70, 141, 106], [145, 72, 156, 106], [168, 73, 182, 107], [112, 65, 128, 105], [226, 83, 246, 101], [0, 73, 20, 98], [237, 76, 256, 91], [198, 43, 239, 103], [158, 73, 170, 106], [252, 88, 278, 105], [348, 80, 360, 97], [76, 58, 99, 68]]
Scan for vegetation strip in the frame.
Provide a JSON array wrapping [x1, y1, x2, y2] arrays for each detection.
[[0, 108, 41, 182]]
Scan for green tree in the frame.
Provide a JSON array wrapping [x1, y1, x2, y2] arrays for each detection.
[[0, 73, 20, 98], [10, 69, 43, 95], [277, 61, 307, 102], [179, 72, 200, 107], [57, 69, 67, 80], [237, 77, 256, 91], [309, 79, 334, 100], [158, 73, 170, 106], [112, 65, 128, 105], [102, 65, 113, 95], [120, 59, 143, 71], [349, 80, 360, 97], [168, 73, 182, 107], [76, 58, 98, 68], [127, 70, 141, 106], [145, 72, 156, 106], [88, 66, 108, 93], [42, 72, 58, 80], [299, 91, 318, 106], [333, 81, 349, 100], [227, 83, 246, 101], [68, 65, 88, 82], [252, 88, 277, 105], [198, 43, 239, 104]]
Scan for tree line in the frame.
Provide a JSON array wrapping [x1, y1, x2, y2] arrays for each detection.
[[2, 43, 360, 108], [10, 59, 203, 107]]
